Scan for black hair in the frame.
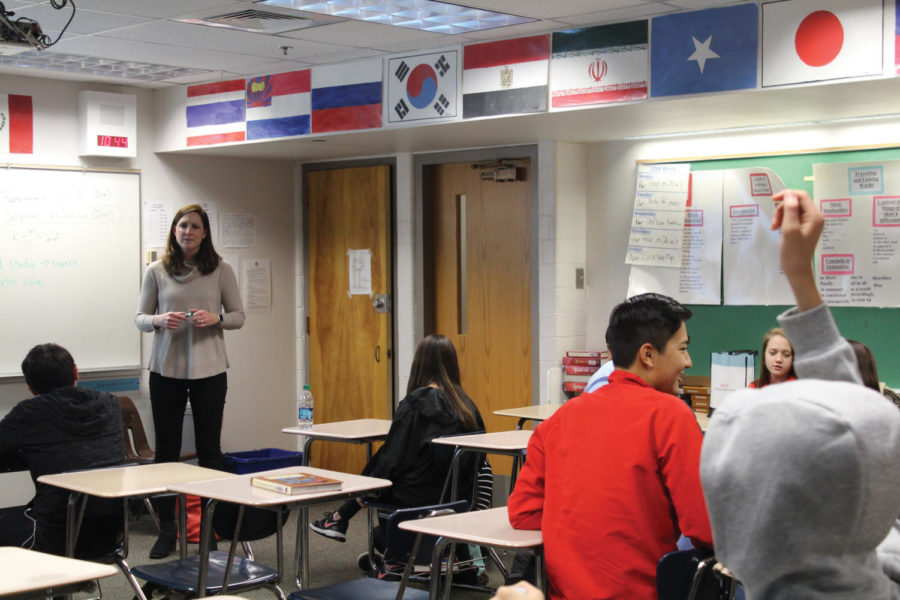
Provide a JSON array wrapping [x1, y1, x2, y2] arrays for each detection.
[[21, 343, 76, 394], [407, 334, 477, 430], [848, 339, 880, 392], [605, 293, 692, 368], [162, 204, 220, 276]]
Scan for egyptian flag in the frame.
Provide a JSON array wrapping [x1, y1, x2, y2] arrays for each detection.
[[762, 0, 882, 87], [0, 94, 33, 153], [463, 35, 549, 119], [550, 21, 648, 110]]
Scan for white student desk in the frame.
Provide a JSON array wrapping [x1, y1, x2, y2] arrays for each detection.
[[38, 462, 225, 561], [0, 547, 119, 600], [494, 404, 563, 430], [167, 465, 391, 593], [399, 506, 544, 600], [282, 418, 393, 466], [432, 430, 532, 500]]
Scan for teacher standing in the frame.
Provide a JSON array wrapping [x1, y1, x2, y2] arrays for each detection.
[[135, 204, 245, 559]]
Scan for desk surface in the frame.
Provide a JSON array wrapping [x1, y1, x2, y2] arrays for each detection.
[[493, 404, 562, 422], [399, 506, 542, 548], [281, 418, 392, 439], [696, 412, 709, 431], [167, 466, 391, 506], [37, 462, 225, 498], [431, 430, 532, 451], [0, 547, 119, 596]]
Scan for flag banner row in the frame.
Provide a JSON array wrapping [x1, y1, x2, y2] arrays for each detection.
[[183, 0, 891, 147]]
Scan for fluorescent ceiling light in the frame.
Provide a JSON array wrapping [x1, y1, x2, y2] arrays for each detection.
[[256, 0, 535, 33], [0, 50, 212, 81]]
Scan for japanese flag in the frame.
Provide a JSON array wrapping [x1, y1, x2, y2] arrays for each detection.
[[762, 0, 883, 87]]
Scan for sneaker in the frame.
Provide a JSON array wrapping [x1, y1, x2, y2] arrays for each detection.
[[309, 511, 348, 542]]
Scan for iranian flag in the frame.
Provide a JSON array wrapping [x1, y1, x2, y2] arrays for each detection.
[[550, 20, 648, 110], [0, 94, 33, 153]]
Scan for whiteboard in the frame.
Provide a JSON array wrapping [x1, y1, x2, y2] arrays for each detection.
[[0, 168, 141, 376]]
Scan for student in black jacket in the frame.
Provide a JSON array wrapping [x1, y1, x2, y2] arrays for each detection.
[[0, 343, 124, 557], [310, 334, 484, 542]]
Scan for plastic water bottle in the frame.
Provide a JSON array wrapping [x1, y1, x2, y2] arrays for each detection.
[[298, 384, 314, 430]]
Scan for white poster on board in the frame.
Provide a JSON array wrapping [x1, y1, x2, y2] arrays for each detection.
[[722, 167, 791, 305], [813, 160, 900, 307], [627, 169, 723, 304], [625, 163, 691, 268], [710, 351, 756, 409]]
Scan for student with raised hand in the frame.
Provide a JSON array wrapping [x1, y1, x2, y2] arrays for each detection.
[[748, 327, 796, 388], [508, 291, 711, 596], [700, 189, 900, 600], [135, 203, 245, 559]]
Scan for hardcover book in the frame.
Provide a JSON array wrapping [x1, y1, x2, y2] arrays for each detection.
[[251, 472, 342, 495]]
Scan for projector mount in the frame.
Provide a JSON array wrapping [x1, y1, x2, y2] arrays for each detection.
[[0, 0, 76, 51]]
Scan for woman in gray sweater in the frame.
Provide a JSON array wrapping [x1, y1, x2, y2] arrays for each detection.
[[135, 204, 245, 558]]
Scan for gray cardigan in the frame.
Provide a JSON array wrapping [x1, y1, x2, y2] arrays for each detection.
[[135, 259, 245, 379]]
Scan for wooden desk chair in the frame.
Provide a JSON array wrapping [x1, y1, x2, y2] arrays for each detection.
[[118, 395, 196, 528]]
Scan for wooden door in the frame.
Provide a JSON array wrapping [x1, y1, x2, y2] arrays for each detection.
[[424, 160, 532, 473], [307, 165, 392, 474]]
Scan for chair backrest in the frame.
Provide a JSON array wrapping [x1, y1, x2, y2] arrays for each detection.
[[118, 395, 154, 463], [212, 501, 290, 542], [657, 548, 714, 600], [382, 499, 469, 565]]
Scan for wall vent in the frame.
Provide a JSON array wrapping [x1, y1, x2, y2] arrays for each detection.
[[174, 8, 342, 34]]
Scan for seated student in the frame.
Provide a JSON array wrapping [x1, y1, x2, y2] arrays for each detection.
[[848, 339, 882, 392], [508, 291, 712, 598], [701, 190, 900, 600], [0, 343, 125, 557], [748, 327, 796, 388], [583, 359, 614, 393], [310, 334, 485, 544]]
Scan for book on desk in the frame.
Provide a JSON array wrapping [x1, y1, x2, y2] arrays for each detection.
[[250, 472, 342, 495]]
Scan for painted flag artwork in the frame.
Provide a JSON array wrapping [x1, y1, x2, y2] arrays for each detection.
[[897, 4, 900, 74], [311, 59, 382, 133], [245, 70, 311, 140], [651, 4, 758, 97], [0, 93, 33, 153], [463, 35, 549, 119], [185, 79, 246, 146], [762, 0, 883, 87], [550, 20, 648, 110], [386, 49, 459, 124]]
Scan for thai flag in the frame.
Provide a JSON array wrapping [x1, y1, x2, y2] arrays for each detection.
[[311, 59, 382, 133], [246, 70, 311, 140], [185, 79, 246, 146], [0, 94, 33, 153]]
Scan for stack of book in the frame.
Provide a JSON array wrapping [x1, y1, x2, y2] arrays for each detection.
[[251, 472, 342, 495], [562, 350, 611, 394]]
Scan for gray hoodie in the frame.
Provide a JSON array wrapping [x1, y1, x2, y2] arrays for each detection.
[[701, 304, 900, 600]]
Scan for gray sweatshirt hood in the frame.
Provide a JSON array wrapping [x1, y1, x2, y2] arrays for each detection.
[[700, 380, 900, 600]]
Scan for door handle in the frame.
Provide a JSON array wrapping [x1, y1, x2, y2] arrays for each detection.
[[375, 345, 380, 363]]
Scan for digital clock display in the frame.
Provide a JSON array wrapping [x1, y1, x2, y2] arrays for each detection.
[[97, 135, 129, 148]]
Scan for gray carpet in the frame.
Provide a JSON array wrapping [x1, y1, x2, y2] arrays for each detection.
[[94, 498, 512, 599]]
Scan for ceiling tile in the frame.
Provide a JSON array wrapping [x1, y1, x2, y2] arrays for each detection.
[[63, 0, 242, 19], [12, 5, 151, 35], [452, 0, 651, 20], [279, 20, 436, 46]]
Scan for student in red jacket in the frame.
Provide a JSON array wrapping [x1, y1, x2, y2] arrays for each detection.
[[508, 293, 713, 600]]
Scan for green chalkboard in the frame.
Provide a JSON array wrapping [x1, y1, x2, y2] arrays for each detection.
[[678, 147, 900, 387]]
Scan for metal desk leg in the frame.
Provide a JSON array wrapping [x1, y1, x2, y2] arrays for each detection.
[[294, 504, 311, 589], [428, 536, 453, 600], [178, 493, 188, 560], [302, 436, 315, 466], [197, 498, 219, 596]]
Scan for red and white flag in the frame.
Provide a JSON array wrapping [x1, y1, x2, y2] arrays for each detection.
[[762, 0, 883, 87], [0, 94, 33, 153]]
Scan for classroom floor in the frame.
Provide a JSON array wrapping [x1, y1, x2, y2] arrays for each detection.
[[97, 498, 506, 599]]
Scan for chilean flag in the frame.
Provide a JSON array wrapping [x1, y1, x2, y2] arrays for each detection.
[[762, 0, 882, 87], [0, 94, 33, 154]]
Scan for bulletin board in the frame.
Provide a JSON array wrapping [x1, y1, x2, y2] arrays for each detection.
[[0, 167, 141, 377], [674, 147, 900, 386]]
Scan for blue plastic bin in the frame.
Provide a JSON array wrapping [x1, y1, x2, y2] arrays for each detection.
[[222, 448, 303, 474]]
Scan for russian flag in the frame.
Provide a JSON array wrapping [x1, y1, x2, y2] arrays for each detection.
[[246, 69, 311, 140], [0, 94, 33, 153], [311, 59, 382, 133], [185, 79, 246, 147]]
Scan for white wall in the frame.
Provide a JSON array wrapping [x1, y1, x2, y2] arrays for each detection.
[[0, 73, 297, 506]]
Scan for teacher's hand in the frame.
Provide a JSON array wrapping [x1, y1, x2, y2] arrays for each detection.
[[189, 309, 218, 328], [154, 311, 188, 330]]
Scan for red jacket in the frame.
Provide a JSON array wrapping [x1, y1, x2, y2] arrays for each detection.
[[508, 370, 713, 600]]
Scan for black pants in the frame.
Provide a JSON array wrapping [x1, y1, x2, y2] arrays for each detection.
[[149, 371, 228, 523]]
